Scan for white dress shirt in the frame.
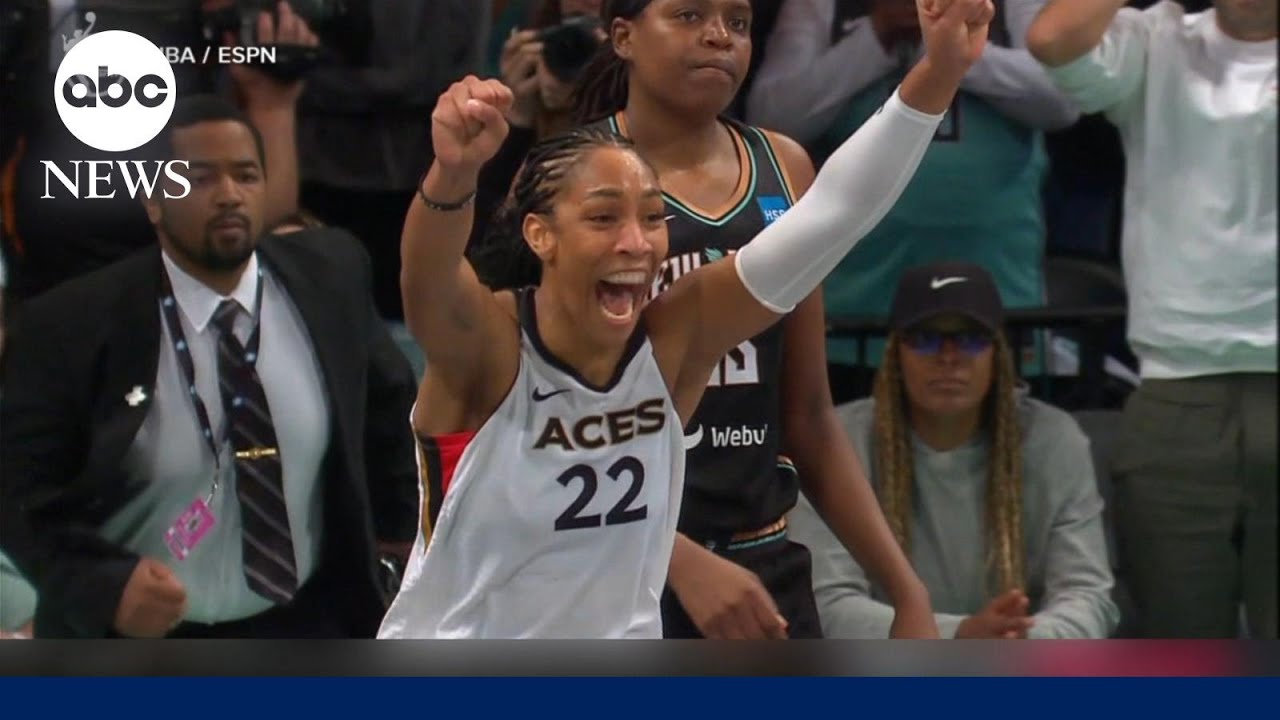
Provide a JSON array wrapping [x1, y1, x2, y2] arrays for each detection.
[[104, 251, 331, 624]]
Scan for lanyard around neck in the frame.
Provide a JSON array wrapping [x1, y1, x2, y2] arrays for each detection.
[[158, 264, 265, 467]]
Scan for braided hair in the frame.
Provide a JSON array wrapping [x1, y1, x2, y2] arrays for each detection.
[[873, 332, 1026, 593], [467, 126, 648, 291], [570, 0, 656, 125]]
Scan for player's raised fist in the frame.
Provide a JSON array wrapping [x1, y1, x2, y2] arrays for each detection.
[[431, 76, 515, 175], [919, 0, 994, 70]]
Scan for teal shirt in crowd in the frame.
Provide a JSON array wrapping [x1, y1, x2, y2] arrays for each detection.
[[815, 76, 1048, 367]]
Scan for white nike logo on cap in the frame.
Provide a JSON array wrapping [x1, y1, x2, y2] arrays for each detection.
[[930, 276, 967, 290]]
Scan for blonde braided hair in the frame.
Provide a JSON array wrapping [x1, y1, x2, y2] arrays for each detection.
[[872, 332, 1024, 592]]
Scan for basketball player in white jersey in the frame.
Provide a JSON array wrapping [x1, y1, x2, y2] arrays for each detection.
[[379, 0, 996, 639]]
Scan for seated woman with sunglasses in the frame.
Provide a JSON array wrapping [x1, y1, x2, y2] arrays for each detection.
[[788, 262, 1120, 639]]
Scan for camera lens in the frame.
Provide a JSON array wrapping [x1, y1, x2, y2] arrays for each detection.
[[540, 16, 603, 84]]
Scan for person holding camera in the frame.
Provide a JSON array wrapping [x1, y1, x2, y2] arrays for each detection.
[[500, 7, 606, 137], [468, 0, 606, 250]]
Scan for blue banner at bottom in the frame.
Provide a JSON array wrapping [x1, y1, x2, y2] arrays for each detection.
[[2, 678, 1278, 719]]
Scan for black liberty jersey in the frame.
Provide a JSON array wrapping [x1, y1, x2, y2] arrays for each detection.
[[592, 112, 802, 539]]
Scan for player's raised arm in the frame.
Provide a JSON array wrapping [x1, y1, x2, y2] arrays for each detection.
[[648, 0, 994, 407], [401, 77, 519, 393]]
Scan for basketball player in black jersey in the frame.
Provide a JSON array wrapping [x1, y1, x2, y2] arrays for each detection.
[[569, 0, 937, 639]]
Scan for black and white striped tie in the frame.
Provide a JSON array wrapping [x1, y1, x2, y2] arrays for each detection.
[[212, 299, 298, 605]]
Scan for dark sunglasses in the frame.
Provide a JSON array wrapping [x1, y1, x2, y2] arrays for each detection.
[[901, 329, 993, 356]]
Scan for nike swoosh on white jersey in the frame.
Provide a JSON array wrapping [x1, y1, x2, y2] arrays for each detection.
[[930, 277, 968, 290], [682, 424, 704, 450]]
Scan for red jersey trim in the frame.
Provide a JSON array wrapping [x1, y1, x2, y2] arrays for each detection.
[[416, 430, 477, 540]]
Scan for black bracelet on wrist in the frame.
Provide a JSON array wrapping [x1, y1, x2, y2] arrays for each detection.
[[417, 170, 476, 212]]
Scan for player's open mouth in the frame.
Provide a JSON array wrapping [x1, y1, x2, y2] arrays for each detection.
[[596, 271, 649, 325]]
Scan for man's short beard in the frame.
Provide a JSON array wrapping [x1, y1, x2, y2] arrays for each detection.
[[198, 230, 257, 272], [161, 217, 258, 274]]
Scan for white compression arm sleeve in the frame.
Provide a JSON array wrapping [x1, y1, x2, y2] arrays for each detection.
[[733, 88, 944, 313]]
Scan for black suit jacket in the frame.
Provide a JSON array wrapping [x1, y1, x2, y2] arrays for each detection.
[[0, 229, 420, 638]]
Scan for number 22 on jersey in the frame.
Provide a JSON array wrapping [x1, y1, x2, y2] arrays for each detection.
[[554, 456, 648, 532]]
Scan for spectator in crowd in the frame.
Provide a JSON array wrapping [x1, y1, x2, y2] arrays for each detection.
[[1028, 0, 1277, 639], [296, 0, 481, 322], [747, 0, 1079, 402], [506, 0, 605, 138], [483, 0, 781, 96], [486, 0, 541, 75], [469, 0, 606, 248], [220, 2, 317, 249], [790, 262, 1120, 639], [473, 0, 784, 247], [1039, 1, 1208, 262], [562, 0, 936, 639], [0, 96, 420, 638], [2, 2, 317, 305]]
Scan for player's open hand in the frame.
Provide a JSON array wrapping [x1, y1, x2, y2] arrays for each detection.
[[670, 543, 788, 639], [431, 76, 515, 177]]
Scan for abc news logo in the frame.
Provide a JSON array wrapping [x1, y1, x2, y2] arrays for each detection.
[[44, 30, 190, 200], [61, 66, 168, 110]]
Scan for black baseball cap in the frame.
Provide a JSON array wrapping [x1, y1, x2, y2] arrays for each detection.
[[889, 261, 1004, 334]]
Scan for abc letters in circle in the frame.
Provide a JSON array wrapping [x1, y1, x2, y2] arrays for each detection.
[[53, 30, 176, 153]]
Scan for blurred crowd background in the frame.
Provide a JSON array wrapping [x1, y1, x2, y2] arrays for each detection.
[[0, 0, 1273, 642]]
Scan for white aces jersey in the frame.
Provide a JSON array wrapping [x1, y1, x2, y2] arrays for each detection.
[[378, 289, 685, 639]]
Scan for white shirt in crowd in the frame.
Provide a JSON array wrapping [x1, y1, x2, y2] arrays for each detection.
[[1043, 1, 1277, 380]]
